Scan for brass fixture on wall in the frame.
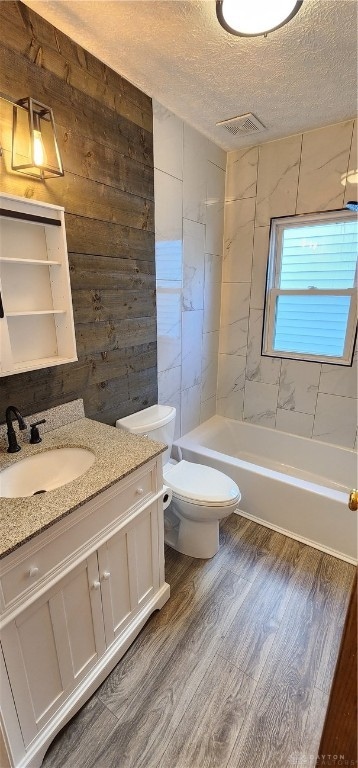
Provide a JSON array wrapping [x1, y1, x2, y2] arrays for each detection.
[[12, 97, 64, 179], [348, 489, 358, 511]]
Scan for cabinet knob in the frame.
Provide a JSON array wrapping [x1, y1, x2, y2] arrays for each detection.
[[92, 580, 101, 590], [136, 487, 144, 495], [102, 571, 111, 580], [28, 566, 39, 578]]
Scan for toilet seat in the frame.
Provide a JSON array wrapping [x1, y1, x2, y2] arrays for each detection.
[[163, 460, 240, 507]]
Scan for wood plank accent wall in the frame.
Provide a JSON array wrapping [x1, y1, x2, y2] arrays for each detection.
[[0, 1, 157, 426]]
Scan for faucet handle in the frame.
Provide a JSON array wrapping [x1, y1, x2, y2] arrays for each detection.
[[30, 419, 46, 445]]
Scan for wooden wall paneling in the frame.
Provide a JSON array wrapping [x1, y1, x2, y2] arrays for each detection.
[[55, 128, 155, 200], [83, 372, 158, 424], [88, 378, 158, 426], [68, 254, 155, 291], [0, 341, 158, 424], [0, 1, 152, 118], [83, 376, 130, 420], [0, 2, 153, 131], [72, 288, 156, 325], [0, 162, 154, 232], [0, 94, 152, 171], [65, 216, 155, 261], [75, 318, 157, 357], [0, 44, 153, 164], [127, 366, 158, 404], [0, 362, 91, 413], [22, 8, 152, 118], [86, 344, 157, 385], [0, 1, 157, 425]]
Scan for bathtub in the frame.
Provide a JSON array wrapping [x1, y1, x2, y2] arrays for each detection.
[[174, 415, 357, 564]]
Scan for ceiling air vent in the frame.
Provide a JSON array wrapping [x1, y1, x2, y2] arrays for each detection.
[[216, 113, 266, 136]]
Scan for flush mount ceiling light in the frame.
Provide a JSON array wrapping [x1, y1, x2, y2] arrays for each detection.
[[216, 0, 303, 37], [12, 97, 64, 179]]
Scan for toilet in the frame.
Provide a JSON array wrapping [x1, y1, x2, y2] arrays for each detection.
[[116, 405, 241, 559]]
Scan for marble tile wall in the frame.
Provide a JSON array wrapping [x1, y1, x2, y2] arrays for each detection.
[[218, 120, 357, 449], [153, 101, 226, 438]]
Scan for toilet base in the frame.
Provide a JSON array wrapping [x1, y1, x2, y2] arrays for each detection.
[[164, 506, 220, 559]]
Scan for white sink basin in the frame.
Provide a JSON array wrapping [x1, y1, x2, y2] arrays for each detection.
[[0, 448, 96, 498]]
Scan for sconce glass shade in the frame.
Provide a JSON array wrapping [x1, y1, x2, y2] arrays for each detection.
[[11, 97, 64, 179], [216, 0, 303, 37]]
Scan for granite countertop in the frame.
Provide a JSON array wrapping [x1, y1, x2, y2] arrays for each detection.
[[0, 418, 166, 560]]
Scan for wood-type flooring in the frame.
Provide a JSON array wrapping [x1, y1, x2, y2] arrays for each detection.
[[43, 515, 355, 768]]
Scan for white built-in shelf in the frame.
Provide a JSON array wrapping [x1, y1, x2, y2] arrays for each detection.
[[11, 355, 78, 374], [7, 310, 66, 317], [0, 211, 61, 227], [0, 193, 77, 376], [0, 257, 61, 266]]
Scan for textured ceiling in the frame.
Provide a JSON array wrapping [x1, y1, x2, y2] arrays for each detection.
[[23, 0, 358, 150]]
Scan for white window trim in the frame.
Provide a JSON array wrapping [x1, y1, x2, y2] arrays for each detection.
[[262, 209, 357, 366]]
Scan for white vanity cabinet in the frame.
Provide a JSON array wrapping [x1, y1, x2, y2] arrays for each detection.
[[1, 555, 106, 749], [0, 458, 169, 768]]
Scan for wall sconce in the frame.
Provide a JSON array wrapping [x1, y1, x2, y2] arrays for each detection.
[[12, 97, 64, 179]]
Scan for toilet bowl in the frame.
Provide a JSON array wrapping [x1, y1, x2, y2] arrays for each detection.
[[163, 459, 240, 558], [116, 405, 241, 559]]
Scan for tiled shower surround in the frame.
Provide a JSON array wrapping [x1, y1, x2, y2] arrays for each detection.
[[154, 110, 357, 449], [218, 119, 357, 449], [154, 101, 226, 438]]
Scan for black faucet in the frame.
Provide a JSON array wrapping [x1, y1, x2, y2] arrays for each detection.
[[5, 406, 27, 453]]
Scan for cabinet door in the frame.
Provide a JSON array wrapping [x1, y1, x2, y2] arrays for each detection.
[[97, 526, 135, 647], [98, 504, 160, 646], [130, 503, 160, 608], [0, 555, 105, 747]]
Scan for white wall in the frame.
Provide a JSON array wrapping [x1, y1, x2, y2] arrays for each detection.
[[218, 119, 357, 449], [153, 101, 226, 438]]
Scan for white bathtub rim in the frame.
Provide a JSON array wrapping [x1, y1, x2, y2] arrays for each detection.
[[180, 414, 356, 456], [235, 508, 357, 566], [176, 416, 356, 492], [175, 440, 349, 501]]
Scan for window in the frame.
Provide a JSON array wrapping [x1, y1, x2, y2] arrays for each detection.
[[262, 210, 357, 366]]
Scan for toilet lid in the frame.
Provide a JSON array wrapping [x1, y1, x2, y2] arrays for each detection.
[[116, 404, 175, 434], [163, 460, 240, 507]]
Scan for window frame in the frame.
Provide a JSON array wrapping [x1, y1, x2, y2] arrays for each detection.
[[262, 209, 357, 367]]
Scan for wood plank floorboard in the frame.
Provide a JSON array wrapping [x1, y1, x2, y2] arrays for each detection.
[[158, 654, 257, 768], [42, 516, 355, 768], [162, 544, 194, 589], [42, 695, 118, 768], [218, 533, 306, 680], [226, 548, 355, 768], [96, 553, 233, 719], [313, 556, 355, 695], [92, 570, 249, 768], [219, 515, 281, 582], [294, 687, 330, 768]]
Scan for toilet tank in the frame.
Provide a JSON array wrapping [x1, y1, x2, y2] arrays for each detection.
[[116, 405, 176, 465]]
